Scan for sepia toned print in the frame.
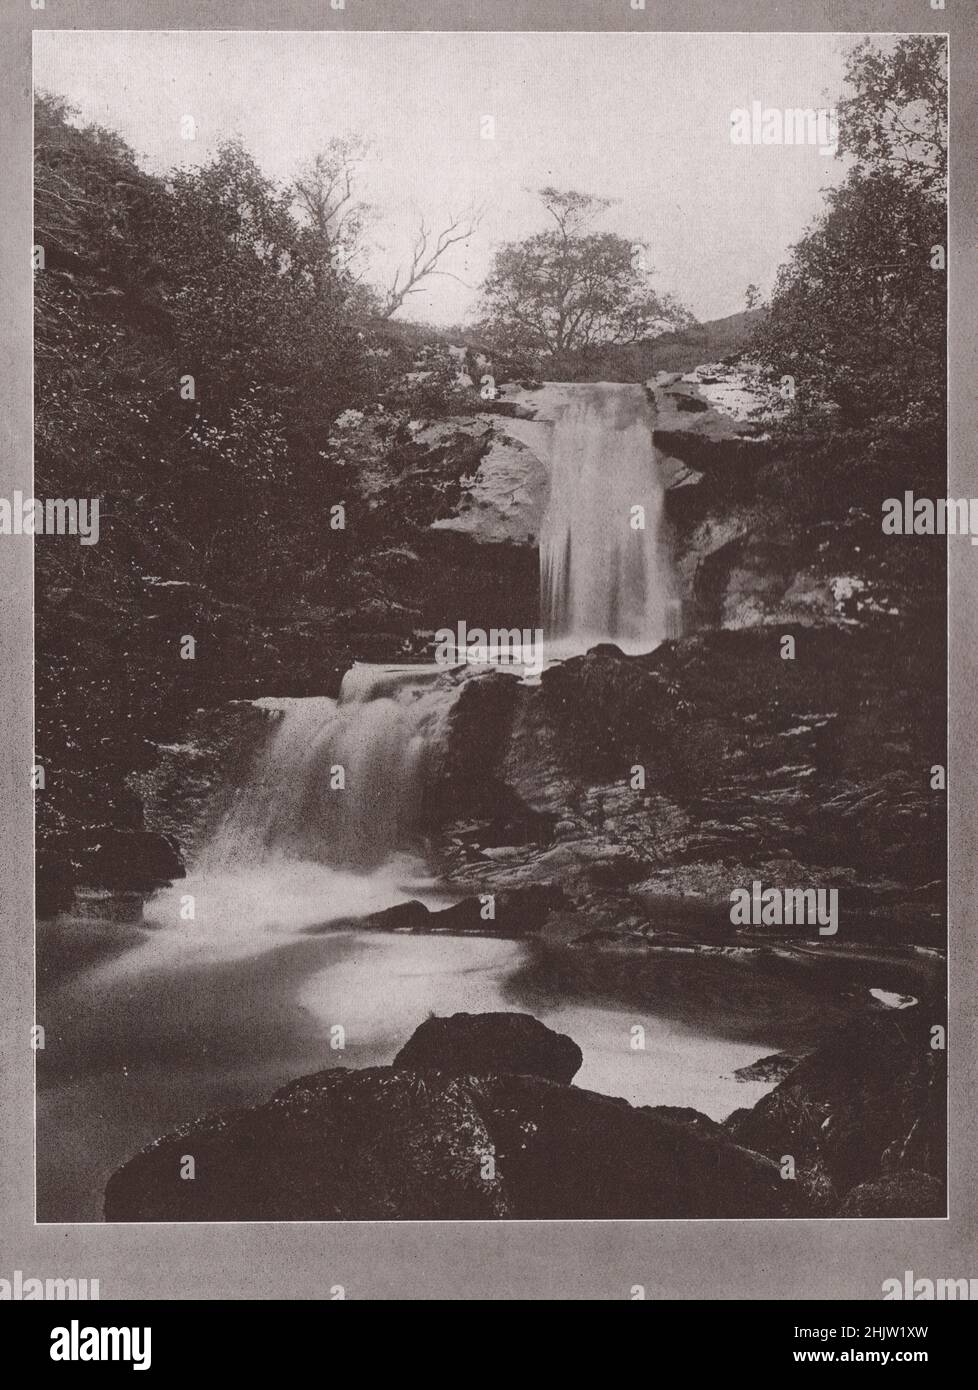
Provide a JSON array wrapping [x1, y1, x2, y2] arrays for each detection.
[[31, 28, 947, 1229]]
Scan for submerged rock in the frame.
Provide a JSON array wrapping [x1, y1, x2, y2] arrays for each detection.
[[429, 885, 566, 935], [323, 900, 431, 934], [392, 1010, 583, 1083], [332, 885, 567, 938]]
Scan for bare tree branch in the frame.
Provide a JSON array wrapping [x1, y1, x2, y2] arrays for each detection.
[[379, 208, 481, 318], [292, 136, 372, 271]]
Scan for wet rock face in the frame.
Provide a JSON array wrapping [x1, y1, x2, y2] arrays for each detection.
[[36, 848, 75, 918], [67, 827, 185, 891], [127, 701, 278, 869], [726, 1011, 946, 1212], [432, 628, 945, 944], [392, 1011, 583, 1084]]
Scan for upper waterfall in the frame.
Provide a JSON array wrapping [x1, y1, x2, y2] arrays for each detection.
[[539, 382, 674, 655]]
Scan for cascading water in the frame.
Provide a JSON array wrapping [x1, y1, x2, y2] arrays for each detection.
[[540, 383, 675, 655], [146, 666, 462, 941], [151, 382, 677, 940], [202, 664, 459, 875]]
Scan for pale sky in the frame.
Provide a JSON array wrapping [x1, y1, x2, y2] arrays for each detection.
[[34, 30, 857, 325]]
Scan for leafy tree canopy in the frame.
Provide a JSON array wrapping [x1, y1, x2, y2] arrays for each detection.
[[478, 187, 693, 361]]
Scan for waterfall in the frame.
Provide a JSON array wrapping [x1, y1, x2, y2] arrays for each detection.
[[183, 382, 675, 917], [540, 382, 674, 654], [201, 664, 460, 875]]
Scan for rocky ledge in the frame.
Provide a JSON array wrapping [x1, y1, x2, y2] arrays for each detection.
[[104, 1008, 943, 1221], [426, 626, 946, 949]]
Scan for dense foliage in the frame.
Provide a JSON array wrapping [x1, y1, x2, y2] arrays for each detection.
[[33, 94, 473, 843], [751, 36, 947, 439]]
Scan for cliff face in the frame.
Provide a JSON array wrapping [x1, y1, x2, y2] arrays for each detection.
[[649, 363, 944, 635]]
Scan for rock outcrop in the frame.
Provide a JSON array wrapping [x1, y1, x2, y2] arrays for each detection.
[[393, 1011, 583, 1083], [307, 887, 567, 940], [104, 1008, 940, 1222], [104, 1012, 799, 1221], [430, 629, 946, 946], [726, 1010, 946, 1214]]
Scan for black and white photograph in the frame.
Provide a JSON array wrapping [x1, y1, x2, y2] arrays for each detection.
[[1, 0, 974, 1320]]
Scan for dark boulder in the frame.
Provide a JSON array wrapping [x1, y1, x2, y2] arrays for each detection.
[[727, 1011, 946, 1208], [393, 1010, 583, 1083], [106, 1068, 512, 1221], [105, 1046, 799, 1221], [586, 643, 628, 660], [480, 1073, 798, 1219]]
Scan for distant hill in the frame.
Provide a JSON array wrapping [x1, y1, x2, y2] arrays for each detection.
[[522, 307, 767, 383], [649, 307, 767, 374], [385, 307, 767, 383]]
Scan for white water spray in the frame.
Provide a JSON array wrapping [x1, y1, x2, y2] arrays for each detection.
[[202, 665, 460, 874], [148, 666, 462, 942]]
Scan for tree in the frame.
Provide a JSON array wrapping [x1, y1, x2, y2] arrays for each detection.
[[745, 283, 761, 311], [292, 136, 372, 272], [478, 187, 693, 359], [751, 35, 947, 433], [155, 140, 376, 448], [837, 35, 947, 198], [751, 168, 945, 427], [379, 209, 480, 319]]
